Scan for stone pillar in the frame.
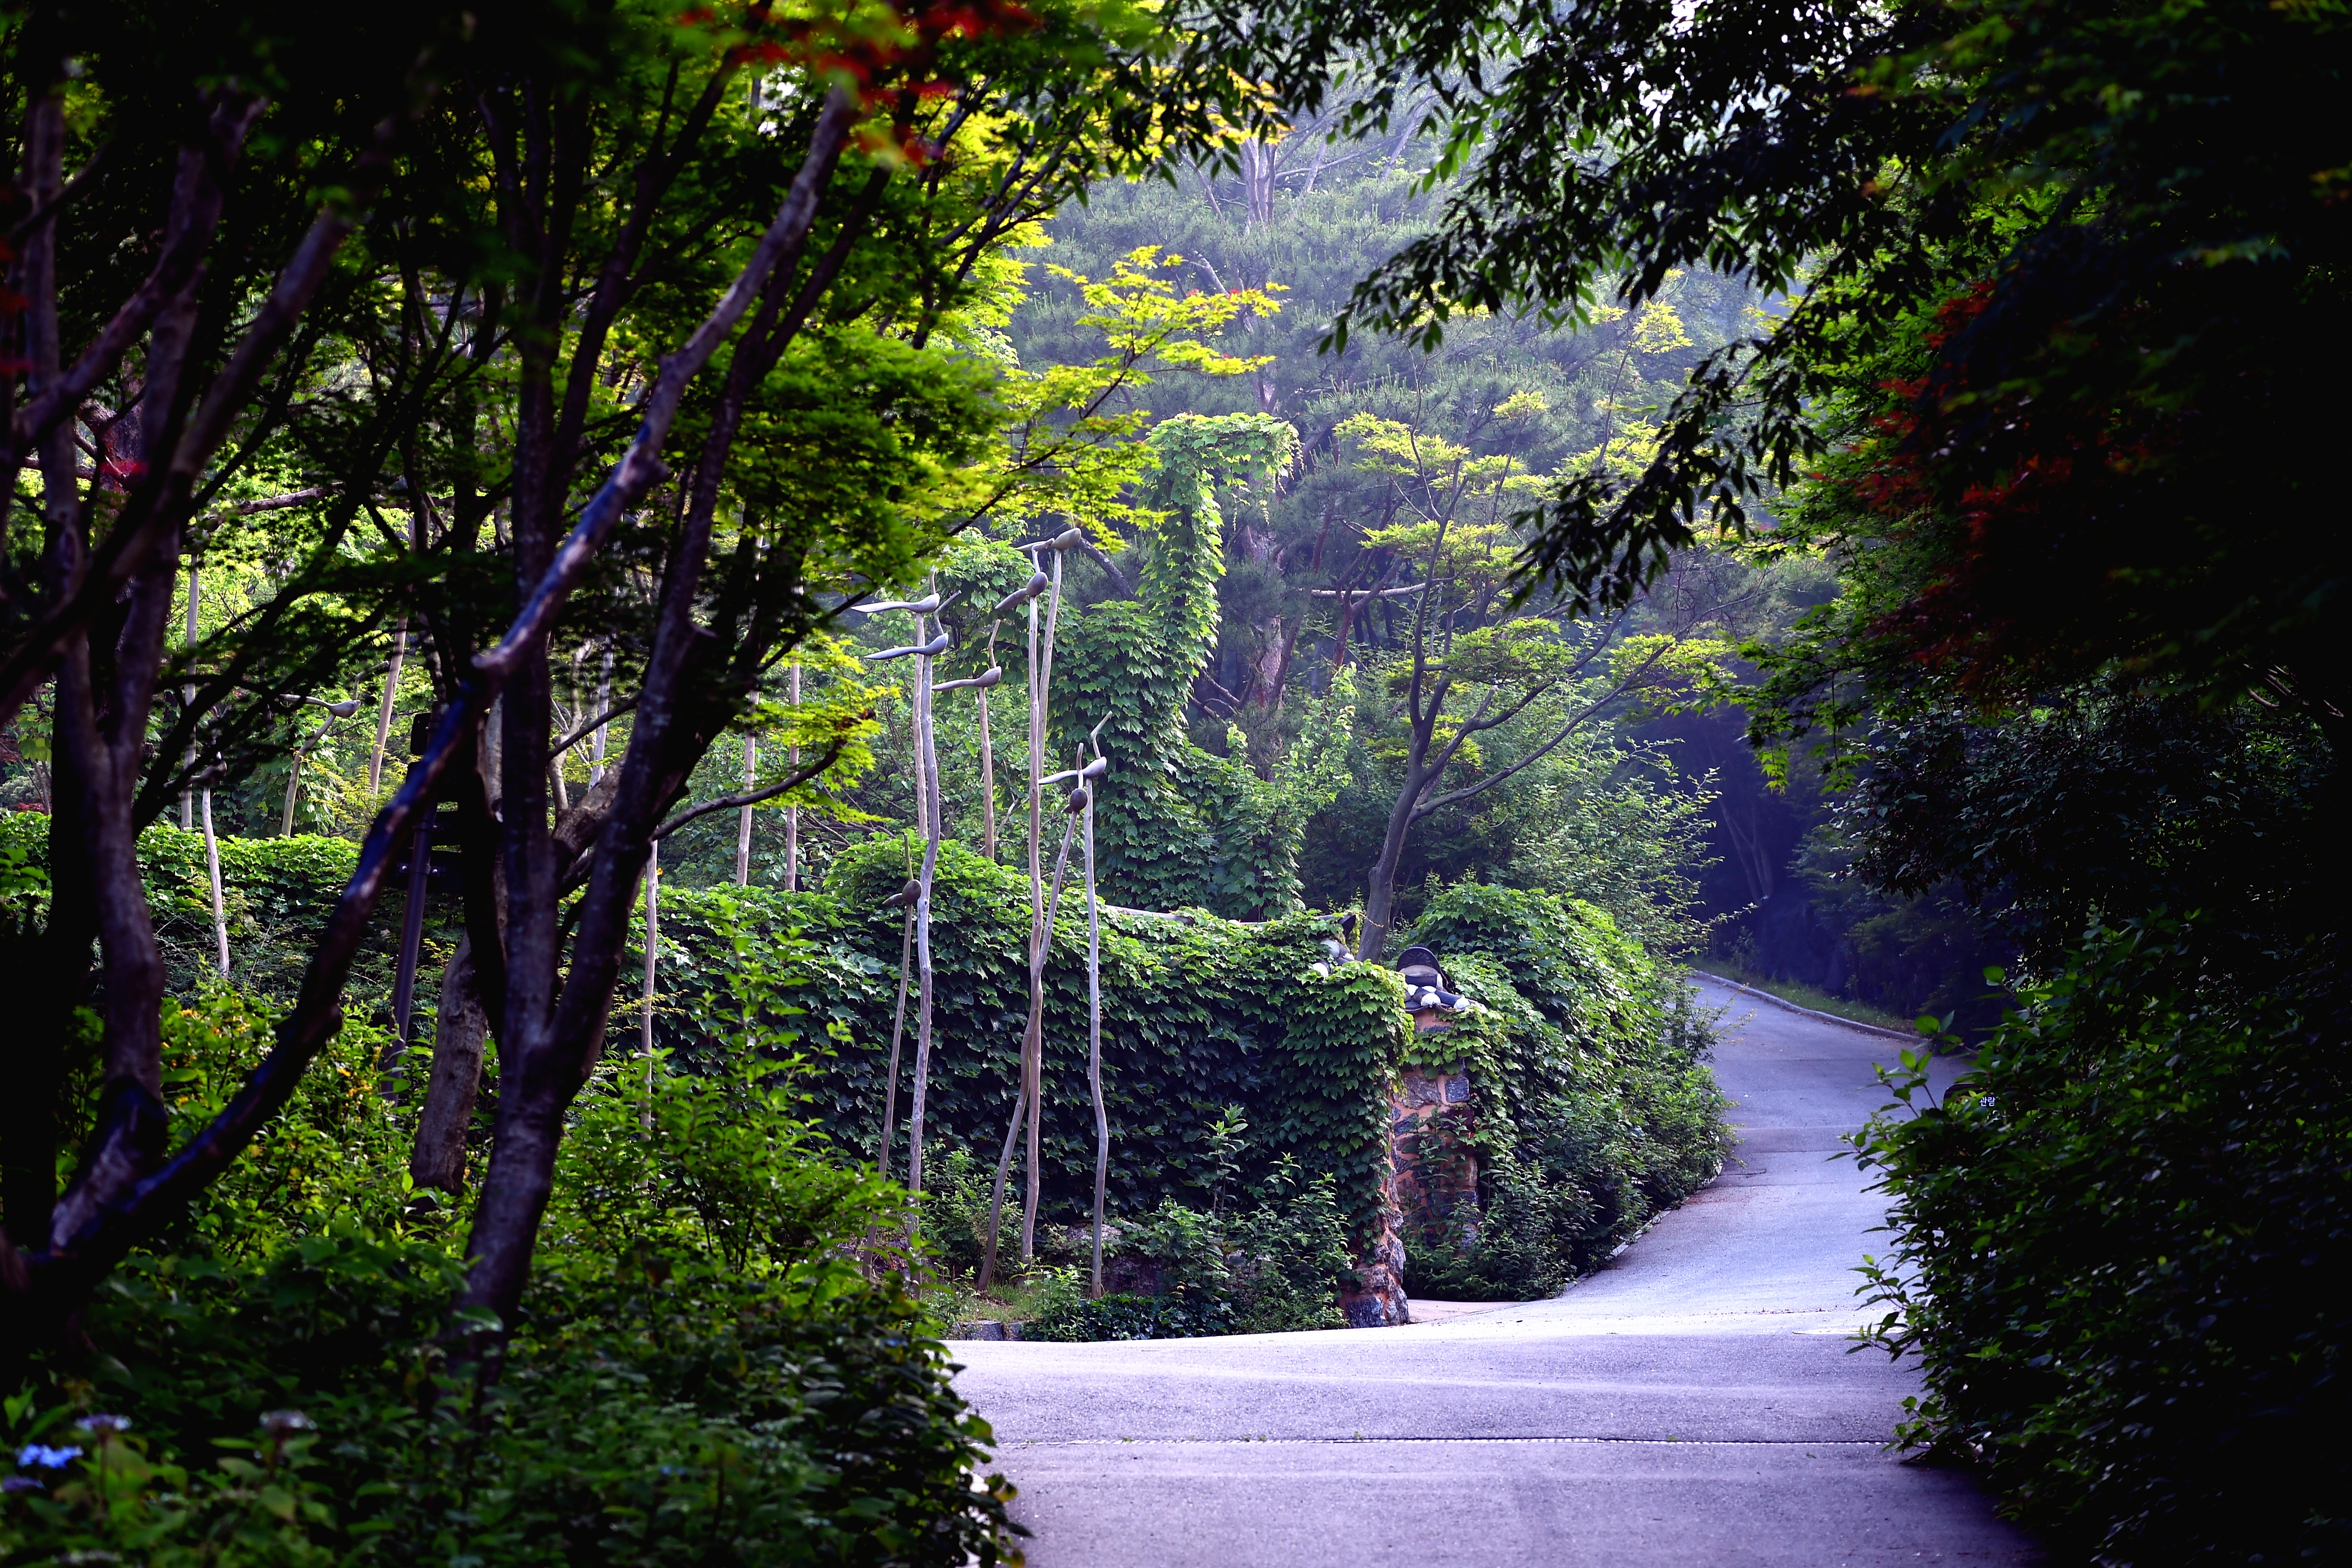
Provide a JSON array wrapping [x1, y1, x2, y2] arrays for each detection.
[[1340, 1174, 1409, 1328], [1391, 1056, 1480, 1257]]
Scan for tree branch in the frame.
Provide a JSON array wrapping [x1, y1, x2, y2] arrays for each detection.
[[0, 108, 407, 734], [16, 87, 862, 1322], [649, 733, 849, 841]]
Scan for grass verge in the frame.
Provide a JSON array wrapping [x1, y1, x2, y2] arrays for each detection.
[[1698, 966, 1921, 1035]]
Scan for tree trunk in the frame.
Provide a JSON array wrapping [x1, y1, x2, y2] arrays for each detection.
[[735, 733, 755, 884], [369, 622, 406, 794], [1084, 785, 1107, 1298], [201, 789, 228, 976], [879, 908, 912, 1177], [1023, 553, 1067, 1257], [411, 934, 489, 1193], [1358, 758, 1429, 963], [783, 661, 799, 889], [977, 684, 996, 861], [906, 618, 943, 1199]]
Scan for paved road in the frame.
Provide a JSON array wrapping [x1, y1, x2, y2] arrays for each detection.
[[951, 979, 2041, 1566]]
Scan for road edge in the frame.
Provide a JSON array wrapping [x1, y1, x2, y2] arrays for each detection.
[[1687, 969, 1922, 1044]]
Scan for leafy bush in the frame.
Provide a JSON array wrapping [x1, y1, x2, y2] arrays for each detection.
[[1025, 1289, 1237, 1342], [645, 839, 1409, 1242], [0, 814, 445, 1011], [1396, 883, 1732, 1299], [1019, 1168, 1349, 1340], [1852, 919, 2350, 1565], [3, 1250, 1013, 1566], [916, 1144, 1023, 1281], [3, 988, 1019, 1566], [1402, 1144, 1590, 1301]]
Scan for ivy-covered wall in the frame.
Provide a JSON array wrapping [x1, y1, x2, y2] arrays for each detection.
[[1039, 413, 1351, 920], [1394, 883, 1733, 1296], [0, 812, 440, 1010], [638, 834, 1731, 1280], [2, 810, 1729, 1290], [640, 831, 1407, 1239]]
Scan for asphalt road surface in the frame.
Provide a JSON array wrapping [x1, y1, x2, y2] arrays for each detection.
[[950, 977, 2043, 1567]]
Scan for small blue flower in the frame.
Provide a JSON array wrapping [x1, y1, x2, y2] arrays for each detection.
[[15, 1444, 82, 1469], [3, 1475, 46, 1494]]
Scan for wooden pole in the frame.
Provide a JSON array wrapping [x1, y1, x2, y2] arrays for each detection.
[[369, 621, 405, 795], [983, 793, 1081, 1289], [372, 493, 423, 795], [1022, 549, 1066, 1257], [201, 787, 228, 978], [977, 625, 999, 861], [907, 602, 944, 1201], [390, 809, 434, 1042], [1085, 773, 1107, 1299], [978, 1083, 1023, 1289], [784, 661, 800, 890], [736, 732, 756, 885], [182, 563, 198, 830], [879, 905, 912, 1178], [590, 644, 612, 785], [641, 839, 660, 1129], [186, 560, 228, 977]]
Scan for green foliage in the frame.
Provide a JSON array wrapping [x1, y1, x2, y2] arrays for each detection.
[[644, 835, 1407, 1241], [1024, 1168, 1350, 1339], [916, 1145, 1023, 1283], [1049, 411, 1335, 916], [1026, 1290, 1236, 1342], [1852, 921, 2350, 1565], [634, 845, 1731, 1312], [545, 1055, 905, 1281], [0, 814, 436, 1012], [152, 991, 433, 1258], [1396, 883, 1732, 1298], [3, 1251, 1013, 1567], [3, 991, 1016, 1566]]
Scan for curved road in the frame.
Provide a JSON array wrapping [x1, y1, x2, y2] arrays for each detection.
[[950, 979, 2042, 1566]]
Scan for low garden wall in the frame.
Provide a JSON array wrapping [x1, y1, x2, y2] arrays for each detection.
[[0, 812, 1730, 1318], [642, 834, 1732, 1313]]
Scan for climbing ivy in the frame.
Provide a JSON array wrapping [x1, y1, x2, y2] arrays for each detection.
[[1392, 882, 1734, 1298], [632, 847, 1732, 1293], [635, 828, 1405, 1240], [1045, 413, 1347, 917], [0, 814, 432, 1009]]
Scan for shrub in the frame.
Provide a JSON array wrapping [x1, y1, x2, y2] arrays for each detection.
[[1401, 1145, 1587, 1301], [2, 1250, 1015, 1566], [0, 815, 442, 1010], [1396, 883, 1731, 1298], [3, 988, 1019, 1566], [1020, 1170, 1349, 1340], [1852, 918, 2350, 1565], [918, 1145, 1021, 1281]]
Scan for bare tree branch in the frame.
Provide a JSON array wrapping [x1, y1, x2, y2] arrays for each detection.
[[649, 733, 850, 841]]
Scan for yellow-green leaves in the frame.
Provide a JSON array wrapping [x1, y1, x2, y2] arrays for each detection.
[[1445, 618, 1583, 689], [1603, 632, 1738, 717], [1631, 299, 1692, 355], [966, 247, 1280, 538], [1138, 412, 1300, 524]]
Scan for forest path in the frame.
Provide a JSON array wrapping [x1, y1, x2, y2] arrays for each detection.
[[948, 979, 2042, 1566]]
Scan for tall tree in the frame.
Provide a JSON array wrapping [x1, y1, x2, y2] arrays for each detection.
[[1329, 408, 1723, 957], [0, 0, 1267, 1355]]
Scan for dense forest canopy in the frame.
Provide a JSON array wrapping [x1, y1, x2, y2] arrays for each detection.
[[0, 0, 2345, 1560]]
